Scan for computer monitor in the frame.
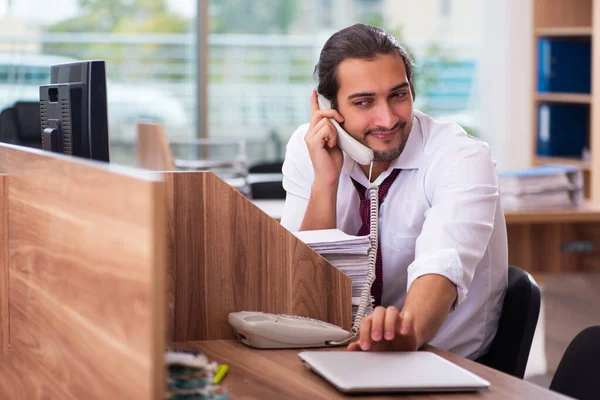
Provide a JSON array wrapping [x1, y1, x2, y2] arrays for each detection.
[[39, 60, 110, 162]]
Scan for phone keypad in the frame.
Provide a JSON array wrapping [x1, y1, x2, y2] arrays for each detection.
[[276, 314, 342, 329]]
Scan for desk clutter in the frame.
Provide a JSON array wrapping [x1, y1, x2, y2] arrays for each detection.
[[499, 165, 584, 210], [165, 350, 229, 400], [294, 229, 374, 321]]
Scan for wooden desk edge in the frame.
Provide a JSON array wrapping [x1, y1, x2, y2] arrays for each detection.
[[504, 203, 600, 224], [173, 340, 570, 400], [253, 198, 600, 225]]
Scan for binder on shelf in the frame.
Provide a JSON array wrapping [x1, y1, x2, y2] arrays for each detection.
[[536, 103, 588, 158], [538, 37, 591, 93]]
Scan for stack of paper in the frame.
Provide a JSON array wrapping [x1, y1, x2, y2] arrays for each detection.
[[165, 350, 228, 399], [499, 165, 584, 210], [293, 229, 374, 321]]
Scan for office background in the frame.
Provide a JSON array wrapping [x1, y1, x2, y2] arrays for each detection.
[[0, 0, 499, 166], [0, 0, 598, 394]]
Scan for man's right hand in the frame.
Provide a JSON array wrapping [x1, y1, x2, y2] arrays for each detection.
[[305, 90, 345, 187], [346, 306, 419, 352]]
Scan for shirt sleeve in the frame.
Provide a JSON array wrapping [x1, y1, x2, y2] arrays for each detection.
[[280, 123, 313, 232], [406, 140, 500, 310]]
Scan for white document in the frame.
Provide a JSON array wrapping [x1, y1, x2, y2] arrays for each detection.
[[294, 229, 374, 323], [293, 229, 370, 246]]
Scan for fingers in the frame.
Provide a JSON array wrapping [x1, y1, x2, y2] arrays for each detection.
[[347, 307, 419, 353], [398, 310, 414, 336], [310, 109, 344, 129], [353, 306, 405, 352], [369, 306, 386, 342], [309, 91, 344, 129], [317, 124, 338, 148], [384, 306, 399, 340], [305, 118, 338, 149], [310, 89, 319, 115], [358, 314, 373, 350], [347, 341, 361, 351]]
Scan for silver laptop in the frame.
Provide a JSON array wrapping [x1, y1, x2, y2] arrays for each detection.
[[298, 351, 490, 393]]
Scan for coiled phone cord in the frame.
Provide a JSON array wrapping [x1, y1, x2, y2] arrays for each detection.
[[328, 162, 379, 345]]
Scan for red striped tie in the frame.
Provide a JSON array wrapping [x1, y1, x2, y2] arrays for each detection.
[[351, 169, 401, 307]]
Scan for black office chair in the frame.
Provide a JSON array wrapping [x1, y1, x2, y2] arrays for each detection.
[[476, 266, 541, 379], [0, 101, 42, 149], [549, 326, 600, 400], [248, 160, 286, 199], [248, 161, 284, 174]]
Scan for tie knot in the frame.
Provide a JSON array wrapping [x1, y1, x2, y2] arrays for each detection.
[[351, 169, 401, 202]]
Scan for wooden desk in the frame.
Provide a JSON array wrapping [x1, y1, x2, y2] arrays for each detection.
[[174, 340, 568, 400], [252, 199, 285, 221], [505, 203, 600, 273], [504, 202, 600, 224]]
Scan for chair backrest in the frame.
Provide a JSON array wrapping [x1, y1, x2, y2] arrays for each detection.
[[250, 180, 286, 199], [136, 122, 175, 171], [476, 265, 541, 378], [549, 325, 600, 400], [248, 161, 286, 199], [248, 161, 283, 174], [0, 102, 42, 149]]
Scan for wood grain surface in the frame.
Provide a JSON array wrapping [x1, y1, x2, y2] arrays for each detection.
[[0, 175, 8, 353], [0, 143, 167, 399], [507, 221, 600, 272], [534, 0, 592, 28], [174, 340, 571, 400], [159, 171, 352, 342], [504, 203, 600, 224]]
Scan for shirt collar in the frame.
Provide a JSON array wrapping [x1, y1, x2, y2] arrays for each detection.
[[342, 112, 424, 178]]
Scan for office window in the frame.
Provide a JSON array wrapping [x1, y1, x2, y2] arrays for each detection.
[[0, 0, 197, 166], [0, 1, 482, 167], [206, 0, 482, 165], [439, 0, 452, 18]]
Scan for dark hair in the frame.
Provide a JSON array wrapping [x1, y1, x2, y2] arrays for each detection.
[[314, 23, 415, 108]]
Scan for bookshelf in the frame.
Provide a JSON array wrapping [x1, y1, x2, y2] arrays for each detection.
[[532, 0, 598, 199], [533, 156, 591, 171], [535, 27, 593, 36], [535, 93, 591, 104]]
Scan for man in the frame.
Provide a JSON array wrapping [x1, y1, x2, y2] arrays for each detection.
[[280, 23, 508, 360]]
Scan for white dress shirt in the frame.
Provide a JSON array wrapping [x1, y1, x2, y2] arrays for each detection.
[[280, 110, 508, 360]]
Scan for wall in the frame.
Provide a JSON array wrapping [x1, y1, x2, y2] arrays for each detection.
[[479, 0, 533, 171]]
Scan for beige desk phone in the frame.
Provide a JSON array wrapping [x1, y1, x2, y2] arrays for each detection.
[[229, 93, 380, 349]]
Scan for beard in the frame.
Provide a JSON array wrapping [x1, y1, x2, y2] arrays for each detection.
[[371, 119, 413, 162]]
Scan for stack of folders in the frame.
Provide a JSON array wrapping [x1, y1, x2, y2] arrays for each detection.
[[499, 165, 584, 210], [293, 229, 374, 321]]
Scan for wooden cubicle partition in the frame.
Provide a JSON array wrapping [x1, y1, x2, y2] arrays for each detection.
[[0, 143, 166, 399], [158, 171, 353, 342]]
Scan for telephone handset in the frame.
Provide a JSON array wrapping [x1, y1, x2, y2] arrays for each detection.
[[316, 94, 374, 166], [228, 93, 381, 349]]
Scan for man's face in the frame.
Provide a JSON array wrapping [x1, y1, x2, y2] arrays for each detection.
[[335, 53, 413, 162]]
